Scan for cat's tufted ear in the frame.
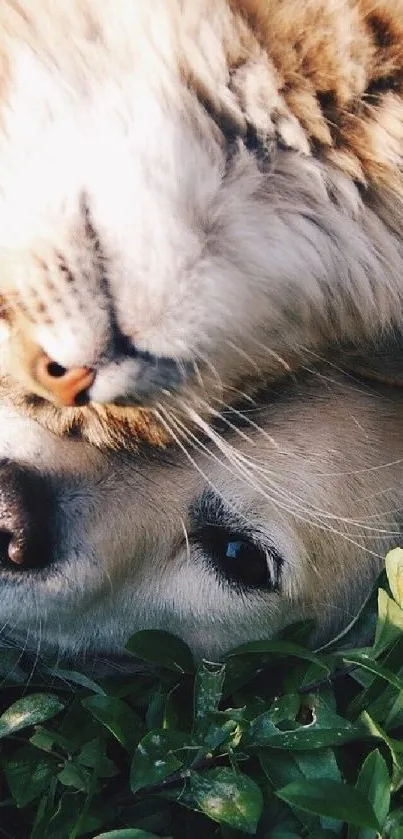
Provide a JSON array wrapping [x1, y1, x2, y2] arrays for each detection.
[[336, 332, 403, 388], [227, 56, 311, 157], [178, 0, 310, 161]]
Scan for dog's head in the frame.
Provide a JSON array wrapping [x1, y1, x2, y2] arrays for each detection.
[[0, 363, 401, 669]]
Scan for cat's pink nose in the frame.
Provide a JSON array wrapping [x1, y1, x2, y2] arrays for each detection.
[[35, 351, 95, 407]]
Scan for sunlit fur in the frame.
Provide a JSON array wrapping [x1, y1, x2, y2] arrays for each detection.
[[0, 365, 402, 671], [0, 2, 403, 445]]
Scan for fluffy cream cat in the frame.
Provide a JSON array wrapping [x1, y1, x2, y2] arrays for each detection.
[[0, 1, 402, 448]]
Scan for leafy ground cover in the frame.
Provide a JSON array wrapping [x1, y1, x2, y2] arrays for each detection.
[[1, 549, 403, 838]]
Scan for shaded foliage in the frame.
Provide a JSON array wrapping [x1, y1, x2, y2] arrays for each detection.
[[2, 549, 403, 837]]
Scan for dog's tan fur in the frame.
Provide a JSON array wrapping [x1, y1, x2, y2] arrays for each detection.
[[0, 1, 402, 447], [0, 363, 402, 665]]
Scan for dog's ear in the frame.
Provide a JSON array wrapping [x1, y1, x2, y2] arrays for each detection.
[[337, 332, 403, 388]]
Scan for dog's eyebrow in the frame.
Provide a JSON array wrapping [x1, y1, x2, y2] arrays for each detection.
[[189, 489, 249, 534]]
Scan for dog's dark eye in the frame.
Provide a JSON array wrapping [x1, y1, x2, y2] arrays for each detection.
[[194, 525, 282, 591]]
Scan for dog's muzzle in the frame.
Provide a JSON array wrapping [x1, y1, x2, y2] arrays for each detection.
[[0, 460, 54, 570]]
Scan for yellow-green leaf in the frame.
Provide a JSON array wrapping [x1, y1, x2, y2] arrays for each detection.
[[386, 548, 403, 608], [190, 768, 263, 834]]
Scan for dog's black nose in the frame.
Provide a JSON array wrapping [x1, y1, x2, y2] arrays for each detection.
[[0, 461, 54, 569]]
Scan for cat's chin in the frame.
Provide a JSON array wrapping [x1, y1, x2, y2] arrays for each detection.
[[87, 353, 188, 407]]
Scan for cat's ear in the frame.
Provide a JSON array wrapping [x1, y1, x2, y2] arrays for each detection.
[[179, 2, 309, 159], [337, 332, 403, 388]]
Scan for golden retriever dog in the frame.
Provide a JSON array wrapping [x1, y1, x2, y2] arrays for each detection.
[[0, 1, 402, 451], [0, 363, 402, 668]]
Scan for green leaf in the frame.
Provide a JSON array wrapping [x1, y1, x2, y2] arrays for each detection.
[[82, 695, 143, 751], [319, 584, 378, 653], [261, 796, 305, 837], [277, 780, 380, 830], [347, 634, 403, 719], [261, 747, 342, 832], [126, 630, 194, 673], [222, 639, 329, 696], [267, 694, 302, 725], [260, 747, 341, 788], [145, 688, 166, 730], [57, 761, 90, 791], [245, 696, 361, 750], [373, 589, 403, 655], [130, 729, 188, 794], [384, 686, 403, 729], [385, 547, 403, 608], [4, 745, 56, 807], [226, 640, 329, 674], [348, 749, 390, 839], [279, 619, 317, 644], [48, 696, 97, 749], [77, 739, 118, 777], [93, 832, 166, 838], [193, 661, 225, 738], [29, 727, 71, 754], [384, 808, 403, 838], [50, 667, 106, 695], [189, 767, 263, 834], [359, 713, 403, 792], [37, 792, 110, 839], [29, 781, 57, 839], [343, 651, 403, 693], [0, 693, 64, 738], [201, 716, 240, 752], [359, 750, 390, 827]]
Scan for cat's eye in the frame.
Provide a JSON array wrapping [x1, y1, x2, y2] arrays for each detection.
[[194, 525, 282, 591]]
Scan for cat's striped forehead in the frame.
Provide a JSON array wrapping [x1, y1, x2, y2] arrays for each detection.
[[1, 0, 403, 186]]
